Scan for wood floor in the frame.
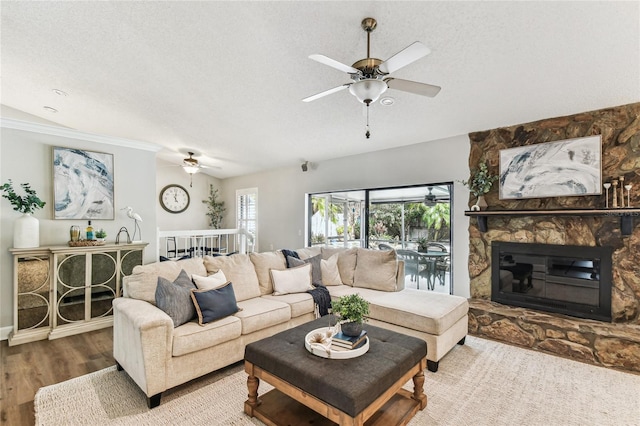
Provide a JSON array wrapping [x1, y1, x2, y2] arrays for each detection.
[[0, 327, 114, 426]]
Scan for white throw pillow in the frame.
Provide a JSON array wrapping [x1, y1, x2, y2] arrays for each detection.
[[321, 253, 342, 286], [192, 270, 228, 291], [270, 263, 313, 295]]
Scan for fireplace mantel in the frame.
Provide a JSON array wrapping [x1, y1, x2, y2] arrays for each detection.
[[465, 208, 640, 235]]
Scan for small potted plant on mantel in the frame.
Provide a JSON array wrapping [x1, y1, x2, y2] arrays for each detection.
[[331, 294, 370, 337], [460, 161, 498, 211]]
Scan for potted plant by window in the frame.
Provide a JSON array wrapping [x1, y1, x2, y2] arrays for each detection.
[[460, 161, 498, 210], [1, 179, 46, 248], [331, 294, 370, 337]]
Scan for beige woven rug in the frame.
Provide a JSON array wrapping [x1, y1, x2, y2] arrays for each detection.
[[35, 336, 640, 425]]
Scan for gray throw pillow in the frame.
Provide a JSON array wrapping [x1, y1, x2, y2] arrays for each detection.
[[155, 269, 197, 327], [288, 254, 323, 286]]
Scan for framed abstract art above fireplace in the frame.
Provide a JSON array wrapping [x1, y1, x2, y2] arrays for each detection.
[[53, 147, 115, 219], [499, 135, 602, 200]]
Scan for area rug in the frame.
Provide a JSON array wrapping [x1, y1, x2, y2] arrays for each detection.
[[35, 336, 640, 425]]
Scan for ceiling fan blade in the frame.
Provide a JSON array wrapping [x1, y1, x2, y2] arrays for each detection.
[[378, 41, 431, 74], [302, 84, 351, 102], [309, 54, 360, 74], [386, 78, 441, 97]]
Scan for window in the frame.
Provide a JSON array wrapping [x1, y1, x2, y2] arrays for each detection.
[[308, 183, 453, 294], [237, 188, 258, 251]]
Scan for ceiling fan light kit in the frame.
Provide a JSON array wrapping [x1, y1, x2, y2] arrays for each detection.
[[304, 17, 441, 139], [182, 152, 201, 187]]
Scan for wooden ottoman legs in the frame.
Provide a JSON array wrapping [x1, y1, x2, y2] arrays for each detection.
[[411, 369, 428, 409], [244, 373, 262, 416]]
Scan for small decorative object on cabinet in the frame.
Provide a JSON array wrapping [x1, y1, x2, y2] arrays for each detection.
[[95, 228, 107, 242], [8, 242, 147, 346], [1, 179, 46, 248]]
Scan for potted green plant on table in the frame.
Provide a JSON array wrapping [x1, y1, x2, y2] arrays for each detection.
[[331, 294, 370, 337], [1, 179, 46, 248], [460, 161, 498, 210]]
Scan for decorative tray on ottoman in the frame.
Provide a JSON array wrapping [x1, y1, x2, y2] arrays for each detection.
[[304, 327, 369, 359]]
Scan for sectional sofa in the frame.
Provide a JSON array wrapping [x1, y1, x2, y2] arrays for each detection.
[[112, 247, 469, 408]]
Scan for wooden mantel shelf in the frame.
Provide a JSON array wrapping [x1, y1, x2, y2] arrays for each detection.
[[464, 208, 640, 235]]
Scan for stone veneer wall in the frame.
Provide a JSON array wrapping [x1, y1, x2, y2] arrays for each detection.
[[466, 102, 640, 372]]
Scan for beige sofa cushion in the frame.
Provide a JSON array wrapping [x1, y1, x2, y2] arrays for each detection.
[[270, 263, 313, 295], [366, 289, 469, 335], [260, 293, 315, 318], [172, 315, 242, 357], [249, 251, 287, 295], [353, 248, 398, 292], [321, 254, 343, 286], [203, 254, 261, 302], [322, 247, 357, 285], [124, 257, 206, 305], [192, 270, 228, 290], [296, 247, 322, 259], [234, 297, 291, 334]]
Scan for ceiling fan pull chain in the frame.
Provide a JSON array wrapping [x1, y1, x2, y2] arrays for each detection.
[[365, 105, 371, 139]]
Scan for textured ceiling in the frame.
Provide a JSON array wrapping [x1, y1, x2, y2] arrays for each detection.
[[1, 1, 638, 178]]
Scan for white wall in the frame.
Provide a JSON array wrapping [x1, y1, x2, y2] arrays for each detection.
[[0, 120, 159, 331], [220, 134, 472, 298], [155, 158, 223, 232]]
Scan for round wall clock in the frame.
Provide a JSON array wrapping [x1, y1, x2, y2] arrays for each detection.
[[159, 184, 190, 213]]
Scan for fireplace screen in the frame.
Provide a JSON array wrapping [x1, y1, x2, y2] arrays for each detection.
[[491, 242, 612, 322]]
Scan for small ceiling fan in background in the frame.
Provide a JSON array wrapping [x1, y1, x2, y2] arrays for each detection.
[[423, 187, 449, 207], [303, 17, 441, 138], [161, 150, 220, 187]]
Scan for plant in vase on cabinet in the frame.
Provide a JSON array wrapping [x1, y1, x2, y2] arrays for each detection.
[[331, 294, 370, 337], [460, 161, 498, 211], [1, 179, 46, 248]]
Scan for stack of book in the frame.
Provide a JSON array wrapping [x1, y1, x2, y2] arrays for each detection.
[[331, 330, 367, 351]]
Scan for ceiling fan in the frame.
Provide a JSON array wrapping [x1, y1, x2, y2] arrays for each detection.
[[180, 151, 220, 186], [303, 17, 441, 138], [423, 187, 448, 207]]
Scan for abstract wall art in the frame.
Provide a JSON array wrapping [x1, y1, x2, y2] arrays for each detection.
[[53, 147, 114, 219], [499, 135, 602, 200]]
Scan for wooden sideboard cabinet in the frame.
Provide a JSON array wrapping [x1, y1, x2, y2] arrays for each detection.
[[8, 242, 147, 346]]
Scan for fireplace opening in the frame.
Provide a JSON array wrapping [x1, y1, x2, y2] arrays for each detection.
[[491, 242, 612, 322]]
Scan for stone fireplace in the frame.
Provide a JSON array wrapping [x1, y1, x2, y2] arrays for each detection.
[[491, 242, 612, 322], [466, 102, 640, 373]]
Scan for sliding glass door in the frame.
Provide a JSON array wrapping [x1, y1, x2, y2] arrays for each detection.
[[307, 183, 453, 293]]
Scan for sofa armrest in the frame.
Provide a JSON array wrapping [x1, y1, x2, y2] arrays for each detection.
[[112, 298, 173, 397], [395, 260, 405, 291]]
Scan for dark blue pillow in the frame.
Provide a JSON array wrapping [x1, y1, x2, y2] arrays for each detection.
[[190, 282, 240, 325]]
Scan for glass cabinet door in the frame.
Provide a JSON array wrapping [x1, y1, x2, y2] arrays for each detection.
[[16, 254, 51, 331]]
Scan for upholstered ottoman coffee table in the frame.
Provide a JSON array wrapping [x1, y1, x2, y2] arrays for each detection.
[[244, 316, 427, 426]]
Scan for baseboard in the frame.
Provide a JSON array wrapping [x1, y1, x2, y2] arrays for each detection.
[[1, 326, 13, 341]]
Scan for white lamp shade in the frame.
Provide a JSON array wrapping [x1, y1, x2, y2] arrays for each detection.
[[182, 164, 200, 174], [349, 79, 388, 104]]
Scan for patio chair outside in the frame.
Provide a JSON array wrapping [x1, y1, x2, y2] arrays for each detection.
[[396, 249, 423, 289]]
